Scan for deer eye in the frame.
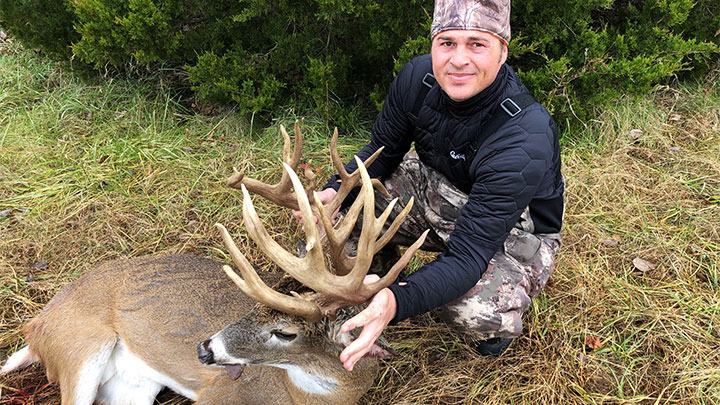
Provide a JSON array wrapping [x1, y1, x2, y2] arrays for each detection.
[[271, 330, 298, 342]]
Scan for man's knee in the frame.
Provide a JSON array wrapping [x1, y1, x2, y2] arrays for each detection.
[[437, 237, 559, 340]]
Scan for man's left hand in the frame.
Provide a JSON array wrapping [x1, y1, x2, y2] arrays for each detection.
[[339, 278, 397, 372]]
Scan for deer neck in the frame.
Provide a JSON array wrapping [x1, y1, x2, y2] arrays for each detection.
[[279, 357, 378, 403]]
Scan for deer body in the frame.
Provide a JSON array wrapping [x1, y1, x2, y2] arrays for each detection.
[[3, 254, 378, 404], [3, 123, 427, 405]]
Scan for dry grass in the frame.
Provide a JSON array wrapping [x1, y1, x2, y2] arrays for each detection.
[[1, 36, 718, 404]]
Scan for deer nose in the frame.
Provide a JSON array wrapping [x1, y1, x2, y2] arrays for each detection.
[[197, 340, 215, 364]]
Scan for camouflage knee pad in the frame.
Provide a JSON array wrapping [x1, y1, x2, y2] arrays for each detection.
[[437, 229, 559, 340]]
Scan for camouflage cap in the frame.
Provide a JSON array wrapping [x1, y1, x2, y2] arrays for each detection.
[[431, 0, 511, 45]]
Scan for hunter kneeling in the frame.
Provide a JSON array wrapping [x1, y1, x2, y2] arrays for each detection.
[[305, 0, 565, 371]]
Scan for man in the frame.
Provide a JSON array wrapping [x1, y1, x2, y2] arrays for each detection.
[[313, 0, 564, 371]]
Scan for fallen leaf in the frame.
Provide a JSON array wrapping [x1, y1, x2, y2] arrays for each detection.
[[633, 257, 656, 272], [715, 28, 720, 37], [669, 114, 682, 122], [668, 146, 681, 155], [577, 353, 589, 365], [599, 238, 620, 247], [584, 336, 603, 350], [628, 129, 643, 140]]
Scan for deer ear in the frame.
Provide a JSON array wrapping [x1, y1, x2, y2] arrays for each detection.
[[363, 336, 398, 359]]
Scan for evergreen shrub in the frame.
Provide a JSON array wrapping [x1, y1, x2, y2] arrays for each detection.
[[1, 0, 717, 129]]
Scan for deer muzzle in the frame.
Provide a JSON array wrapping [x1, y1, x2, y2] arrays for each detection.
[[198, 339, 247, 380], [197, 340, 215, 364]]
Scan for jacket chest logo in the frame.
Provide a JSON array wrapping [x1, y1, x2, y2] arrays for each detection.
[[449, 150, 466, 161]]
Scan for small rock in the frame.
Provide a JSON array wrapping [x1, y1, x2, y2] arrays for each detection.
[[0, 30, 7, 40], [669, 114, 682, 122], [577, 353, 589, 365], [669, 146, 681, 154]]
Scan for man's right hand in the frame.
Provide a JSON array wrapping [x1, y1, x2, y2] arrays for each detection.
[[292, 187, 339, 224]]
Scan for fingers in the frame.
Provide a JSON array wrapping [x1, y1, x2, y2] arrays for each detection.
[[291, 209, 318, 224], [338, 290, 396, 371], [363, 274, 380, 285], [340, 328, 378, 371], [340, 314, 384, 371], [340, 307, 369, 334]]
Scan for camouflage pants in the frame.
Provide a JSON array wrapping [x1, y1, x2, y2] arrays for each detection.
[[350, 154, 561, 341]]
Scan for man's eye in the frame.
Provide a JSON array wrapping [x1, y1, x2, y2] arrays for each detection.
[[472, 42, 485, 48]]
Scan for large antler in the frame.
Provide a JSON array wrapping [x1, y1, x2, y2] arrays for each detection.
[[225, 121, 389, 219], [217, 158, 428, 322]]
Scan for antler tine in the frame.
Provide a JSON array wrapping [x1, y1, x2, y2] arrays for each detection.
[[373, 196, 416, 254], [226, 121, 304, 210], [215, 223, 322, 322], [314, 188, 364, 276], [324, 128, 390, 218]]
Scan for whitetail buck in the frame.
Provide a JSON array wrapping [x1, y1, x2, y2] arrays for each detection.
[[1, 122, 428, 404]]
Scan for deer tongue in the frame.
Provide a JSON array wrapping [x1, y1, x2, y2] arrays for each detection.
[[225, 364, 246, 380]]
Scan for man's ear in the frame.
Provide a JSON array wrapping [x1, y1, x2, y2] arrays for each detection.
[[499, 42, 508, 65]]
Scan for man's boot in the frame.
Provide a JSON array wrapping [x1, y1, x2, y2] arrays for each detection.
[[474, 337, 513, 357]]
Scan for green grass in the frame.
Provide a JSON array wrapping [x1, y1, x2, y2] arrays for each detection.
[[1, 36, 719, 404]]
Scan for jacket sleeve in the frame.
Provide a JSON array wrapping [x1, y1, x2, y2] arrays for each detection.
[[388, 110, 556, 323], [323, 58, 425, 194]]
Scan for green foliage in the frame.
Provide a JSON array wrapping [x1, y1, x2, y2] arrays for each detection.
[[1, 0, 718, 129], [0, 0, 78, 58], [506, 0, 720, 124]]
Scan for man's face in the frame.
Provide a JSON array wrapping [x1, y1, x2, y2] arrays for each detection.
[[431, 30, 508, 102]]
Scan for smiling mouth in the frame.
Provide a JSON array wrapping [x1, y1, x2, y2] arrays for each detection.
[[447, 72, 474, 82]]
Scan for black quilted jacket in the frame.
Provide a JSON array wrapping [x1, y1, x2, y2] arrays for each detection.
[[324, 54, 564, 323]]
